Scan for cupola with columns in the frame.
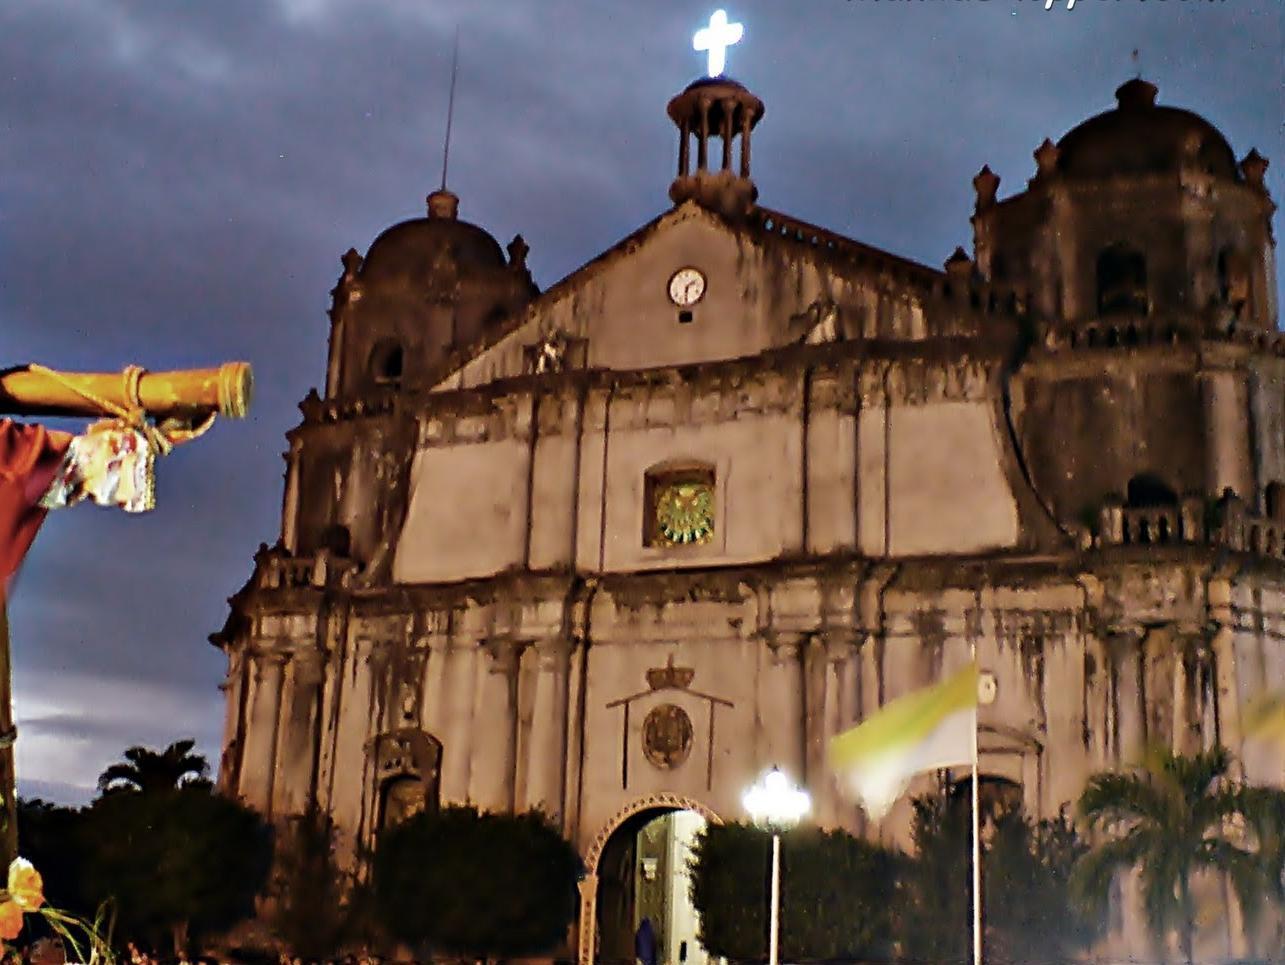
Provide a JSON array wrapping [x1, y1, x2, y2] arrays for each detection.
[[667, 77, 764, 218], [667, 11, 764, 219]]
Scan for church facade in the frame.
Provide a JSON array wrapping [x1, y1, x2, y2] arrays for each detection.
[[213, 72, 1282, 961]]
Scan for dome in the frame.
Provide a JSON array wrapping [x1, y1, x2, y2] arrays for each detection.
[[360, 191, 507, 281], [668, 76, 764, 127], [1056, 79, 1239, 180]]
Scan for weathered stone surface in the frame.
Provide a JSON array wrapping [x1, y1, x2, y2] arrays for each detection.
[[212, 76, 1282, 962]]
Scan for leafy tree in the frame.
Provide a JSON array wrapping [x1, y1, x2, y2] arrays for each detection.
[[16, 799, 89, 919], [270, 805, 379, 958], [80, 781, 272, 956], [899, 792, 971, 963], [689, 821, 898, 961], [1071, 746, 1285, 964], [96, 739, 208, 795], [984, 808, 1101, 963], [900, 792, 1099, 964], [373, 806, 581, 959]]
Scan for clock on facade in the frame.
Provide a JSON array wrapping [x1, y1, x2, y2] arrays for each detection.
[[667, 267, 706, 306]]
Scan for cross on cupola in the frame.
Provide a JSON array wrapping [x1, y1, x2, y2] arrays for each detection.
[[693, 9, 743, 78], [666, 11, 763, 219]]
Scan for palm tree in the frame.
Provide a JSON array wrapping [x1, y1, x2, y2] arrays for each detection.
[[96, 739, 209, 795], [1071, 746, 1283, 963]]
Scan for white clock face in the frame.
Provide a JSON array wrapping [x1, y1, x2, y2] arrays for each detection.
[[668, 267, 706, 307]]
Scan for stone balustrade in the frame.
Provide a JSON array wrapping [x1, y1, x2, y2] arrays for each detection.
[[250, 544, 356, 590], [1211, 497, 1285, 559], [1042, 314, 1285, 356], [1096, 492, 1285, 560]]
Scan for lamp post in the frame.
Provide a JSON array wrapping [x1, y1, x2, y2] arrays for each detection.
[[742, 767, 811, 965]]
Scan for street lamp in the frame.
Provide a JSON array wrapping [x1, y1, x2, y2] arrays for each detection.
[[742, 767, 811, 965]]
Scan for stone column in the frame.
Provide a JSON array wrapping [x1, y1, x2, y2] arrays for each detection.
[[280, 438, 302, 553], [240, 648, 287, 814], [524, 637, 570, 820], [817, 630, 859, 827], [720, 101, 733, 170], [739, 110, 752, 177], [759, 632, 806, 780], [273, 648, 325, 818], [803, 636, 828, 795], [1112, 632, 1148, 764], [418, 635, 450, 740], [697, 100, 709, 171], [576, 875, 599, 965], [562, 637, 589, 840], [1083, 632, 1110, 771], [438, 642, 478, 804], [1201, 370, 1254, 500], [470, 638, 521, 812], [217, 647, 247, 794]]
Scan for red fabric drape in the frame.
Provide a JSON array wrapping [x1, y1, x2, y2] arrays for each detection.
[[0, 419, 71, 583]]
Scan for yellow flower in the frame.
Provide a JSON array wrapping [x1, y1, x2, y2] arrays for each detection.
[[0, 900, 22, 941], [6, 858, 43, 912]]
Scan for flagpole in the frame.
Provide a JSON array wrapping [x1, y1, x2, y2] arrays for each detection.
[[971, 645, 982, 965]]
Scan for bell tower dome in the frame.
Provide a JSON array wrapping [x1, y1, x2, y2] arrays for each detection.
[[667, 77, 764, 219]]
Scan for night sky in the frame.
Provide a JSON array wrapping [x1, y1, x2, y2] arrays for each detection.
[[3, 0, 1281, 804]]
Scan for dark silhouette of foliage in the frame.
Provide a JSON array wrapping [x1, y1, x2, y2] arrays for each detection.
[[270, 805, 379, 958], [96, 740, 208, 795], [17, 799, 89, 918], [373, 806, 581, 958], [900, 792, 1099, 964], [1072, 746, 1285, 964], [899, 792, 971, 964], [689, 821, 898, 961], [80, 768, 272, 956], [984, 808, 1101, 963]]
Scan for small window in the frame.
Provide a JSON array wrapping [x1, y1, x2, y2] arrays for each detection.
[[678, 310, 694, 324], [1097, 245, 1148, 316], [644, 465, 715, 547], [370, 340, 404, 385]]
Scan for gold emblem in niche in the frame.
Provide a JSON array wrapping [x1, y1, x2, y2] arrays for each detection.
[[642, 703, 694, 769], [653, 479, 714, 545]]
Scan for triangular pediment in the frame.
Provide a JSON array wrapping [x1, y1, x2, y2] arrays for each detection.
[[433, 201, 954, 391]]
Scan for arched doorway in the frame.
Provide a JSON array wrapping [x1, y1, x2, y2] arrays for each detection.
[[580, 795, 720, 965]]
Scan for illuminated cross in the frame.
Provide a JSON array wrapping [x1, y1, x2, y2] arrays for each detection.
[[693, 9, 743, 78]]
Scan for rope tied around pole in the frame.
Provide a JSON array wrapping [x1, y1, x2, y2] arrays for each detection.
[[27, 363, 216, 456]]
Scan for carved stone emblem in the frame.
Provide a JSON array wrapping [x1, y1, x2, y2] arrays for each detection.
[[642, 703, 694, 769]]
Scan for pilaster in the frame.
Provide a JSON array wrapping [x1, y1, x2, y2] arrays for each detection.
[[524, 636, 571, 820], [470, 637, 522, 811], [240, 647, 288, 814]]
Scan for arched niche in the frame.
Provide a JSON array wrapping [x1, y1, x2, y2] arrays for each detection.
[[1096, 244, 1149, 316], [370, 728, 442, 832]]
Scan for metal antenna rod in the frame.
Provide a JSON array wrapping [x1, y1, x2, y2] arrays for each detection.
[[440, 28, 460, 191]]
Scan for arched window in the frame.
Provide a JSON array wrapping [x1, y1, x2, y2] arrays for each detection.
[[372, 730, 442, 832], [369, 339, 404, 385], [1265, 481, 1285, 521], [380, 774, 429, 831], [1097, 245, 1149, 316], [319, 523, 350, 557]]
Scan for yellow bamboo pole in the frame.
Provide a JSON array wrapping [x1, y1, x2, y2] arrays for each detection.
[[0, 362, 252, 421]]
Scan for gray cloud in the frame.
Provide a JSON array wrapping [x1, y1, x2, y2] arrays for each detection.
[[2, 0, 1280, 804]]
